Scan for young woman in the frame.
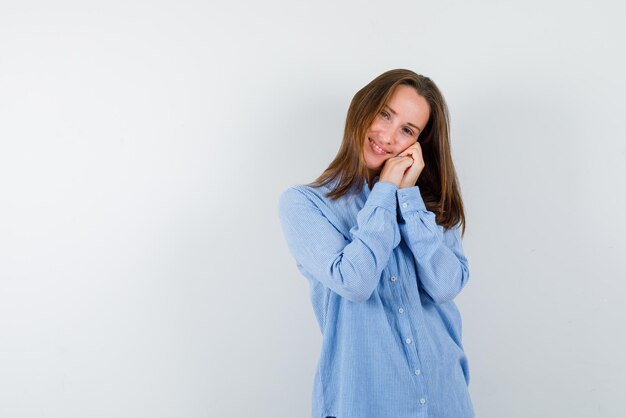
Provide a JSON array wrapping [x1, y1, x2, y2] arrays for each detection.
[[278, 69, 474, 418]]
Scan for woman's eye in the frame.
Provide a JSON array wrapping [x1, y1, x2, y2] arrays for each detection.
[[380, 111, 390, 119], [403, 127, 414, 136]]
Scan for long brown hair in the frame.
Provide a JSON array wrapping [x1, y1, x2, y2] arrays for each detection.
[[307, 68, 467, 237]]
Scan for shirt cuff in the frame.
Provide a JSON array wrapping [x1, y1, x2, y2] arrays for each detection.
[[397, 186, 427, 218], [365, 181, 398, 213]]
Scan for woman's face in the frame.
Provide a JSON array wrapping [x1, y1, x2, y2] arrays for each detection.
[[363, 84, 430, 176]]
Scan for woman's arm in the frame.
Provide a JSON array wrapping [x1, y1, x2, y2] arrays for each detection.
[[278, 181, 401, 303], [396, 186, 470, 304]]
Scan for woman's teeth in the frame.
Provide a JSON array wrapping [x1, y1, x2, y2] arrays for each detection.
[[370, 139, 387, 154]]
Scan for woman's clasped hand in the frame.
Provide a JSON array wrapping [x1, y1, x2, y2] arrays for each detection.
[[378, 141, 425, 189]]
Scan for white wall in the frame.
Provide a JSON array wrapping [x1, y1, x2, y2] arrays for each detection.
[[1, 1, 625, 417]]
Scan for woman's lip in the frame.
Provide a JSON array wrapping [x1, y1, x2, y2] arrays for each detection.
[[369, 138, 389, 155]]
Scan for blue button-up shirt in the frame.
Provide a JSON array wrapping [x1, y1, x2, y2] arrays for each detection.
[[278, 175, 474, 418]]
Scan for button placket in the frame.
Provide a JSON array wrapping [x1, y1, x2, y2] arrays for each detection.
[[399, 256, 430, 360], [388, 272, 425, 389]]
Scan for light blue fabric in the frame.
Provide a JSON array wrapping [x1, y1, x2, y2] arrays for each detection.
[[278, 175, 474, 418]]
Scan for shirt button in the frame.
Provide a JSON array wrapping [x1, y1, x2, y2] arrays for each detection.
[[414, 369, 421, 376], [419, 398, 427, 405], [398, 307, 404, 314], [405, 337, 412, 344], [402, 202, 408, 209], [390, 275, 397, 282]]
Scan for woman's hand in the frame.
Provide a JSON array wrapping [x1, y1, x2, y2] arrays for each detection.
[[397, 141, 425, 189], [378, 154, 414, 188]]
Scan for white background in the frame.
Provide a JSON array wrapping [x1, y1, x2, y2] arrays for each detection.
[[1, 1, 625, 417]]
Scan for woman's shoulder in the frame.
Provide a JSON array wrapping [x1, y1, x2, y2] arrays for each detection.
[[278, 177, 353, 217], [279, 182, 330, 208], [281, 175, 341, 198]]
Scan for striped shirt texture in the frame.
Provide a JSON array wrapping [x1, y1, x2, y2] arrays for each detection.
[[277, 175, 474, 418]]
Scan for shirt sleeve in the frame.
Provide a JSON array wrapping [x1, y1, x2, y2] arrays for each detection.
[[278, 181, 401, 303], [396, 185, 470, 304]]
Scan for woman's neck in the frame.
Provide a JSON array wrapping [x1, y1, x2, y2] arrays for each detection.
[[367, 171, 380, 188]]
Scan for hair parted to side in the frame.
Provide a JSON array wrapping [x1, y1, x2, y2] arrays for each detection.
[[306, 68, 467, 236]]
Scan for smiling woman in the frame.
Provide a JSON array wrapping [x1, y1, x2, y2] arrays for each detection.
[[278, 69, 473, 418]]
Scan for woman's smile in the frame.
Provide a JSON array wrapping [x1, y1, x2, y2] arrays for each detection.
[[368, 138, 390, 155]]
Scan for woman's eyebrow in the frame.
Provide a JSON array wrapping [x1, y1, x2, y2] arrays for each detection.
[[384, 105, 421, 133]]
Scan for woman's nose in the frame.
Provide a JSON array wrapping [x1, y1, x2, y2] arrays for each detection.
[[381, 128, 396, 145]]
